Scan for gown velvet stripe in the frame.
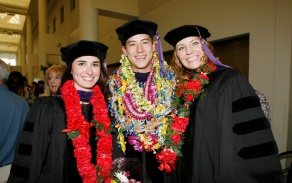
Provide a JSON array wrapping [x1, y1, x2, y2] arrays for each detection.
[[232, 96, 261, 112], [233, 117, 270, 135]]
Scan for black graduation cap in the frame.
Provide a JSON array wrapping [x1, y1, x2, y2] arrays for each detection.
[[116, 19, 158, 46], [60, 40, 108, 65], [164, 25, 211, 47], [164, 25, 232, 69]]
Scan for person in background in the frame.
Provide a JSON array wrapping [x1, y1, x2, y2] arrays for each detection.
[[44, 65, 66, 96], [255, 90, 271, 122], [35, 80, 45, 97], [30, 81, 37, 94], [8, 40, 112, 183], [163, 25, 284, 183], [7, 71, 25, 96], [21, 76, 29, 99], [107, 19, 176, 183], [21, 76, 37, 107], [0, 59, 29, 183]]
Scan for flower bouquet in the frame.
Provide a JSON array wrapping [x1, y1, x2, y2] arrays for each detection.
[[105, 157, 149, 183]]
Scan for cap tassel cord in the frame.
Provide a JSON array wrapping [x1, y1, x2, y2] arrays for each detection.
[[200, 38, 232, 69], [194, 26, 232, 69], [155, 33, 167, 77], [103, 60, 108, 73]]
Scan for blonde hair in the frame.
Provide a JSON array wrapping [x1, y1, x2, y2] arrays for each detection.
[[45, 65, 66, 95]]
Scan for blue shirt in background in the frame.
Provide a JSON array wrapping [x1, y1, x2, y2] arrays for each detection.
[[0, 84, 29, 166]]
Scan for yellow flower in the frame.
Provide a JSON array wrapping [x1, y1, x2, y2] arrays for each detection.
[[161, 125, 167, 136], [153, 143, 161, 150], [116, 124, 127, 153]]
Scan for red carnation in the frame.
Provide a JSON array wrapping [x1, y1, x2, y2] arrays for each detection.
[[187, 80, 202, 93], [185, 94, 194, 101], [78, 120, 93, 138], [199, 73, 209, 80], [156, 149, 177, 164], [171, 116, 189, 132], [97, 135, 113, 154], [170, 134, 181, 145]]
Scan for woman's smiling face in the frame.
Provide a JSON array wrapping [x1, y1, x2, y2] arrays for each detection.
[[71, 56, 101, 91], [175, 36, 204, 70]]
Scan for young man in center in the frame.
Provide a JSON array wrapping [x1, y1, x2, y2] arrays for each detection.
[[107, 19, 176, 183]]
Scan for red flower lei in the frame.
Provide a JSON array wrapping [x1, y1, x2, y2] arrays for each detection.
[[156, 61, 217, 172], [61, 80, 112, 183]]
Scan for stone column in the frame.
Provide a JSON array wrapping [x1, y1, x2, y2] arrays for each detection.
[[79, 0, 98, 41], [38, 0, 48, 80], [26, 15, 33, 82]]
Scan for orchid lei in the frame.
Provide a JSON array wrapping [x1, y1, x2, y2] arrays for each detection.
[[61, 80, 113, 183], [108, 52, 183, 172]]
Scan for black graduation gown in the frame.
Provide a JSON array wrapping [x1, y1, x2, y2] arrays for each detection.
[[166, 67, 284, 183], [8, 96, 96, 183]]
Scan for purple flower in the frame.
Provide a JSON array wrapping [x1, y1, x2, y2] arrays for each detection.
[[128, 135, 143, 152]]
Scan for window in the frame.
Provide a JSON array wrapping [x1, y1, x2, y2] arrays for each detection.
[[70, 0, 76, 12], [0, 53, 17, 66], [53, 17, 56, 33], [211, 34, 249, 78], [60, 5, 64, 24]]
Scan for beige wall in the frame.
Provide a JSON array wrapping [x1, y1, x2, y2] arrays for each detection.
[[95, 0, 138, 16]]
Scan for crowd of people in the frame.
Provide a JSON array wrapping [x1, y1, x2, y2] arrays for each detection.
[[0, 19, 284, 183], [4, 68, 67, 107]]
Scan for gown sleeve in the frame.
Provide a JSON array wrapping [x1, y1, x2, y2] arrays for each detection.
[[208, 69, 283, 182], [8, 97, 58, 183]]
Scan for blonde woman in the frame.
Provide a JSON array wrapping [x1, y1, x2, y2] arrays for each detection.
[[163, 25, 283, 183], [45, 65, 66, 96]]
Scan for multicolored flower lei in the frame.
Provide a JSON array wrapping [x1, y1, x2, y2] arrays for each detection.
[[61, 80, 113, 183], [108, 52, 182, 172], [155, 61, 217, 172]]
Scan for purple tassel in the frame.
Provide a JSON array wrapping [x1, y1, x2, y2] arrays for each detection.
[[103, 60, 108, 73], [194, 26, 232, 69], [155, 33, 167, 77], [200, 38, 232, 68]]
